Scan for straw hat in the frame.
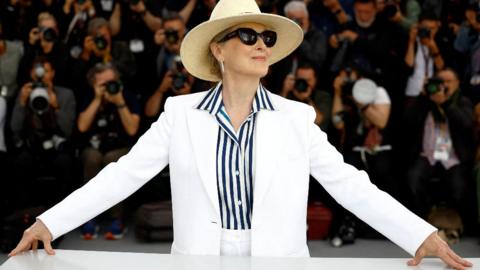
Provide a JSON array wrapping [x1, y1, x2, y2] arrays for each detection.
[[180, 0, 304, 82]]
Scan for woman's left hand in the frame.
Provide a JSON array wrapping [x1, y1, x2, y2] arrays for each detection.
[[407, 231, 473, 270]]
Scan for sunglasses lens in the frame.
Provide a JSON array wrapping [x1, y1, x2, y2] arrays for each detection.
[[261, 31, 277, 47], [238, 28, 258, 45]]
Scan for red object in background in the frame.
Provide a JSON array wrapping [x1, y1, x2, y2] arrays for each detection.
[[307, 202, 333, 240]]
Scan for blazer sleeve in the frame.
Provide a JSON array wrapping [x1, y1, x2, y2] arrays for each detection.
[[37, 98, 175, 240], [306, 106, 436, 256]]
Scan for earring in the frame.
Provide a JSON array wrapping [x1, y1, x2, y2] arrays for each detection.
[[219, 61, 225, 74]]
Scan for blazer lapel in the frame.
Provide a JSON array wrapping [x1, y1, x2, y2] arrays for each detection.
[[253, 110, 286, 212], [187, 108, 220, 216]]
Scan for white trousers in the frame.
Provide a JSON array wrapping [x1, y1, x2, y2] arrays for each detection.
[[220, 229, 251, 256]]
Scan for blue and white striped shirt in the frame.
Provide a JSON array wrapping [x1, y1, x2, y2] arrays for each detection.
[[196, 82, 276, 230]]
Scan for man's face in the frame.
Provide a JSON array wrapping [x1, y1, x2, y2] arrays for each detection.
[[354, 2, 377, 28], [286, 9, 309, 32], [164, 19, 186, 54], [438, 70, 459, 95]]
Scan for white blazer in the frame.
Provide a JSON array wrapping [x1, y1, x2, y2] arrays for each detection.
[[38, 89, 436, 257]]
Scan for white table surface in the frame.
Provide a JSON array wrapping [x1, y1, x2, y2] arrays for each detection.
[[1, 250, 479, 270]]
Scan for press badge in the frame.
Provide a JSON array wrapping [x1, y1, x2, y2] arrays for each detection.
[[130, 39, 144, 53], [433, 136, 451, 161]]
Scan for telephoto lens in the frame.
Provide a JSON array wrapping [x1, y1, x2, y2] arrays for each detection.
[[104, 80, 123, 95], [94, 35, 108, 50], [29, 81, 50, 115], [41, 27, 57, 42]]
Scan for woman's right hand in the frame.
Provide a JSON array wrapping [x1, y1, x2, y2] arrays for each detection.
[[9, 220, 55, 256]]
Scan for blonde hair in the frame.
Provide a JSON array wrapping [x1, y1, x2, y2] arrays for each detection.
[[37, 12, 56, 25]]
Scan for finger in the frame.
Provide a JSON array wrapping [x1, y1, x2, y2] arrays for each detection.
[[8, 236, 32, 257], [440, 251, 465, 270], [448, 249, 473, 267], [407, 249, 426, 266], [32, 240, 38, 251], [43, 239, 55, 255]]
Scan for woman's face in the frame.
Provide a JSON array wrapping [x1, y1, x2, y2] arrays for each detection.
[[213, 22, 272, 80]]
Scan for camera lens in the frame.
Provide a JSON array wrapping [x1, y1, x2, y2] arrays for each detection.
[[94, 35, 108, 50], [165, 30, 179, 44], [104, 80, 122, 95], [42, 28, 57, 42], [294, 79, 309, 93], [424, 77, 444, 95], [418, 27, 431, 39], [29, 83, 50, 115], [383, 4, 398, 18]]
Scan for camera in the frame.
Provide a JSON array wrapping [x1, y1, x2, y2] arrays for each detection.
[[165, 29, 179, 44], [294, 78, 309, 93], [130, 0, 141, 5], [171, 56, 187, 91], [383, 1, 398, 18], [40, 27, 57, 42], [29, 64, 50, 115], [103, 80, 123, 95], [94, 35, 108, 50], [76, 0, 86, 4], [424, 77, 445, 95], [418, 27, 431, 39], [341, 68, 356, 97]]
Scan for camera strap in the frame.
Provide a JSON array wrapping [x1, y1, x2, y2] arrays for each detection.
[[418, 41, 433, 78]]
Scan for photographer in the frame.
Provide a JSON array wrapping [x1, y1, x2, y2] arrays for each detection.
[[329, 67, 395, 245], [280, 63, 332, 131], [376, 0, 421, 32], [328, 0, 407, 106], [18, 12, 70, 88], [70, 17, 136, 103], [144, 55, 194, 117], [284, 1, 328, 72], [10, 57, 76, 208], [77, 63, 140, 240], [0, 20, 23, 101], [454, 2, 480, 103], [62, 0, 96, 56], [404, 12, 445, 99], [404, 68, 474, 231]]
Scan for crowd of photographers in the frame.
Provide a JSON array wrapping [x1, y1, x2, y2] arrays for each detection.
[[0, 0, 479, 245]]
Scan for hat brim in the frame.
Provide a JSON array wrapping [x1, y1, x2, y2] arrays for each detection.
[[180, 13, 304, 82]]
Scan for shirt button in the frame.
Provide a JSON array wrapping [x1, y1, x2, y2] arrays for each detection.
[[235, 170, 239, 176], [237, 200, 242, 206]]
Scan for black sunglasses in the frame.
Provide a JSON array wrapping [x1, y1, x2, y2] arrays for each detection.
[[218, 28, 277, 47]]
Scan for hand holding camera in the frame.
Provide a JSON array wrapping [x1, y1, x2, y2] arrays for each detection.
[[281, 74, 295, 96], [154, 29, 166, 46], [102, 80, 125, 106], [28, 28, 41, 45]]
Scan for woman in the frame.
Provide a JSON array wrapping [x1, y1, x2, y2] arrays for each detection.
[[9, 0, 472, 268]]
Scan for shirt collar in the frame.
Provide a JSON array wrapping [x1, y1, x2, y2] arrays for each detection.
[[196, 81, 276, 115]]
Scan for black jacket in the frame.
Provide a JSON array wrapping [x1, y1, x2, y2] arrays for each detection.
[[403, 92, 474, 164]]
